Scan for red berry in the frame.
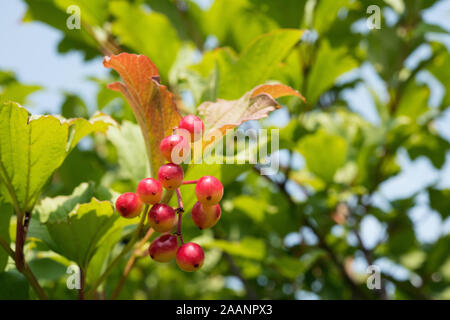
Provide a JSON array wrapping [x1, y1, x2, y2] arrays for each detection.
[[176, 242, 205, 272], [192, 201, 221, 229], [115, 192, 143, 219], [178, 115, 204, 142], [195, 176, 223, 205], [149, 234, 178, 262], [148, 204, 176, 233], [158, 163, 184, 190], [137, 178, 162, 205], [159, 134, 190, 164]]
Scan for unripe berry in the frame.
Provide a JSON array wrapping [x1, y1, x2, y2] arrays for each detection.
[[115, 192, 143, 219], [176, 242, 205, 272], [158, 163, 184, 190], [192, 201, 221, 229], [178, 115, 204, 142], [148, 204, 177, 233], [137, 178, 163, 205], [149, 234, 178, 262], [195, 176, 223, 205], [159, 134, 190, 164]]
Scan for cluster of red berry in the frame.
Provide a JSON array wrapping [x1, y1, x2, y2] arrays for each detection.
[[115, 115, 223, 272]]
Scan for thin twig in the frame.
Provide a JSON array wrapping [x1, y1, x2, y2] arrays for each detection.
[[175, 188, 184, 245], [0, 234, 48, 299], [78, 267, 86, 300]]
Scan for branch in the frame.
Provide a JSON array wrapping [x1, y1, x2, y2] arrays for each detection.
[[0, 234, 48, 299]]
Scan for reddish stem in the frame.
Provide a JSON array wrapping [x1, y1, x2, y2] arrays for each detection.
[[175, 188, 184, 245], [182, 180, 198, 185]]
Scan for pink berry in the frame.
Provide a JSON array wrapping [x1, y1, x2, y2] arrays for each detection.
[[192, 202, 221, 229], [159, 134, 190, 164], [178, 115, 204, 142], [158, 163, 184, 190], [195, 176, 223, 205], [176, 242, 205, 272], [149, 234, 178, 262], [115, 192, 143, 219], [137, 178, 162, 205], [148, 204, 176, 233]]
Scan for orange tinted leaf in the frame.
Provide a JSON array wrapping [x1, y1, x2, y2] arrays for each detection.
[[250, 84, 305, 102], [103, 53, 181, 175], [198, 84, 304, 150]]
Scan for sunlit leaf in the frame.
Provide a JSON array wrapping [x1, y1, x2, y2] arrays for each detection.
[[297, 130, 348, 183], [45, 198, 116, 269], [103, 53, 182, 176]]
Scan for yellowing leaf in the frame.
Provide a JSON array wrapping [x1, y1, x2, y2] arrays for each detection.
[[198, 84, 304, 150], [103, 53, 182, 176]]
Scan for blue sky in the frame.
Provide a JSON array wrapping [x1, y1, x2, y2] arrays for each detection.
[[0, 0, 449, 260]]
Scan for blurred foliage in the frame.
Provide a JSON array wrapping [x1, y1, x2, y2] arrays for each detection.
[[0, 0, 449, 300]]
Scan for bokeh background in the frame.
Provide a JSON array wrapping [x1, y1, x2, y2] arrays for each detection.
[[1, 0, 449, 299]]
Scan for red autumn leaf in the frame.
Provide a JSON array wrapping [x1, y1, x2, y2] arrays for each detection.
[[103, 53, 181, 176]]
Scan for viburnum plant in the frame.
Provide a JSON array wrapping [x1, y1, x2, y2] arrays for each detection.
[[0, 51, 302, 299], [115, 114, 224, 272], [101, 52, 302, 281]]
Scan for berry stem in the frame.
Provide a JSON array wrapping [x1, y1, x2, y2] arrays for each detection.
[[175, 188, 184, 245], [182, 179, 198, 185]]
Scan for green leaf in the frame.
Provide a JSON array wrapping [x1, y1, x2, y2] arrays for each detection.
[[23, 0, 103, 60], [424, 235, 450, 275], [66, 112, 117, 152], [206, 237, 266, 260], [106, 121, 150, 182], [0, 82, 41, 105], [109, 1, 181, 81], [271, 250, 325, 280], [0, 270, 29, 300], [297, 130, 348, 183], [405, 127, 450, 169], [428, 188, 450, 219], [0, 102, 116, 213], [28, 257, 67, 281], [234, 195, 266, 223], [202, 0, 280, 52], [306, 40, 357, 105], [45, 198, 116, 269], [0, 102, 69, 212], [34, 182, 95, 223], [396, 82, 430, 119], [210, 29, 304, 99], [427, 46, 450, 108], [0, 201, 13, 271], [313, 0, 354, 34]]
